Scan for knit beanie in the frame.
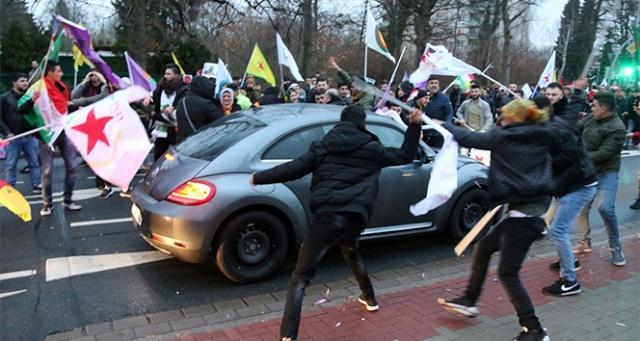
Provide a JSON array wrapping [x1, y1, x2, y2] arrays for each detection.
[[501, 99, 548, 123]]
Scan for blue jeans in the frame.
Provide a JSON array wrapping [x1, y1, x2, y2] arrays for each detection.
[[39, 135, 78, 206], [3, 136, 41, 187], [463, 216, 545, 331], [576, 173, 622, 249], [280, 212, 374, 340], [550, 186, 596, 281]]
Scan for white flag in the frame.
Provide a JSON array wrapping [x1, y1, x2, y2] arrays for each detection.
[[522, 82, 533, 99], [536, 51, 556, 89], [276, 33, 304, 82], [409, 44, 481, 84], [365, 8, 395, 63], [63, 86, 152, 189], [410, 115, 458, 216], [215, 58, 233, 97]]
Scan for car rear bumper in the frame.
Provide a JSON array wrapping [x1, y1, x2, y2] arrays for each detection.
[[131, 186, 221, 264]]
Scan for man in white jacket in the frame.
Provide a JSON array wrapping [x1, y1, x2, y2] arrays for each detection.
[[456, 84, 493, 132]]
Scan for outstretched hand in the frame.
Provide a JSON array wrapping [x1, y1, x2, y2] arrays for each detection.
[[408, 108, 424, 124], [327, 57, 340, 71]]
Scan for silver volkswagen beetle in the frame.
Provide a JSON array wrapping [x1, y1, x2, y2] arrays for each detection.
[[131, 104, 491, 283]]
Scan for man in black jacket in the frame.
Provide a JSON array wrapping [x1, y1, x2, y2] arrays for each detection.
[[0, 72, 41, 192], [437, 99, 555, 341], [251, 106, 423, 341], [150, 64, 188, 160], [175, 76, 223, 143]]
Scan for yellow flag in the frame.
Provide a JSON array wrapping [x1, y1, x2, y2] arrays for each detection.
[[72, 45, 93, 71], [171, 52, 186, 74], [245, 44, 276, 86], [72, 22, 93, 71]]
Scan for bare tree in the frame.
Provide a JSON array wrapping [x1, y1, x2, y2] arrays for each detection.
[[500, 0, 536, 84]]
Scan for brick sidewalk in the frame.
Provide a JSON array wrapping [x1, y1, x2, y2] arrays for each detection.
[[45, 227, 639, 341], [170, 237, 639, 341]]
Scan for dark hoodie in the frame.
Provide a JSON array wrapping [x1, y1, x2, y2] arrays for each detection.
[[253, 121, 421, 221], [175, 76, 223, 143], [552, 95, 581, 126]]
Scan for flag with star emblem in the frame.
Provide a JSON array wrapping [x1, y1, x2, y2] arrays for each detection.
[[365, 6, 395, 63], [63, 86, 152, 189], [245, 44, 276, 87], [536, 50, 556, 89]]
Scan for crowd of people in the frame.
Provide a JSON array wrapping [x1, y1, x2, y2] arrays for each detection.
[[1, 55, 639, 341]]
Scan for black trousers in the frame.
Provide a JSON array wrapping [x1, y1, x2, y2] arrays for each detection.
[[280, 212, 374, 339], [463, 216, 545, 331]]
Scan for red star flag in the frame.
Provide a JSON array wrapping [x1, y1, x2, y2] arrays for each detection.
[[63, 86, 152, 189], [409, 44, 481, 84], [365, 7, 395, 63], [536, 50, 556, 89]]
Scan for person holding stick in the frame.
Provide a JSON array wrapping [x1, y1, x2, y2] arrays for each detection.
[[436, 99, 555, 341]]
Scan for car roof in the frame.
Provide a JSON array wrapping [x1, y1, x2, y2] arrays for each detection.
[[240, 103, 399, 128]]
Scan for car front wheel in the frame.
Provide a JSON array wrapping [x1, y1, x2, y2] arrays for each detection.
[[215, 211, 289, 283], [449, 188, 490, 241]]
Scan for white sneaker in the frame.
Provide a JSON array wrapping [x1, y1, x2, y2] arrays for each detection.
[[40, 206, 52, 217], [62, 201, 82, 211]]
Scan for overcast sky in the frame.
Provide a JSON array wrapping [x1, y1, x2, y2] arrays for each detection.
[[27, 0, 567, 50]]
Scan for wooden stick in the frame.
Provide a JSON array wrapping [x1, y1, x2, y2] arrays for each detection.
[[454, 204, 502, 257]]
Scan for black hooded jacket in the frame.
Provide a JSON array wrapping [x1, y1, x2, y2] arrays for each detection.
[[549, 116, 597, 197], [253, 121, 421, 221], [175, 76, 224, 143]]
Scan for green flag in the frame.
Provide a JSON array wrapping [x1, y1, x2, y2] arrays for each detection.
[[20, 32, 66, 144], [30, 32, 64, 82]]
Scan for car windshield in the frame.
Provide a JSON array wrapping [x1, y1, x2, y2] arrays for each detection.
[[175, 113, 267, 161]]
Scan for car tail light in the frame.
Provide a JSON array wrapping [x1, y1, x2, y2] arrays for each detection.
[[166, 180, 215, 205]]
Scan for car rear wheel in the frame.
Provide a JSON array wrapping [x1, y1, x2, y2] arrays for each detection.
[[449, 188, 490, 241], [215, 211, 288, 283]]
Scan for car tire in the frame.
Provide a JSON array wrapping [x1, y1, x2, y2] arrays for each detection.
[[448, 188, 490, 241], [215, 211, 289, 283]]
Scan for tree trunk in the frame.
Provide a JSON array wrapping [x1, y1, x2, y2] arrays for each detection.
[[500, 0, 511, 84], [129, 0, 147, 67], [301, 0, 313, 78]]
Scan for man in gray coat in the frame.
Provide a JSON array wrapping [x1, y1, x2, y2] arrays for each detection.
[[455, 84, 493, 132]]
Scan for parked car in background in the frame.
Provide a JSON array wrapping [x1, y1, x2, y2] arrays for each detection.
[[131, 104, 491, 283]]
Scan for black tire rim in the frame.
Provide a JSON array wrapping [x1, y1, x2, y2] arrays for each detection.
[[461, 200, 486, 233], [234, 223, 272, 266]]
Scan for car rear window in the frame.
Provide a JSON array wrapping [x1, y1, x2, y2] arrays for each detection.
[[174, 113, 267, 161]]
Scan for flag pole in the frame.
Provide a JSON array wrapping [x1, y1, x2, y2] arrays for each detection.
[[477, 72, 520, 99], [363, 3, 369, 79], [388, 46, 406, 85], [2, 122, 62, 143], [279, 64, 284, 87], [124, 51, 133, 85], [241, 44, 258, 88]]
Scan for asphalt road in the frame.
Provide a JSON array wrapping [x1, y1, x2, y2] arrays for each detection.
[[1, 151, 639, 341]]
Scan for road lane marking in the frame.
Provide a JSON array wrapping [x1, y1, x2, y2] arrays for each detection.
[[0, 290, 27, 299], [621, 150, 640, 157], [70, 218, 132, 227], [45, 251, 173, 281], [0, 270, 37, 281]]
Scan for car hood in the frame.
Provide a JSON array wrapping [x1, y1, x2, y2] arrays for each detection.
[[141, 150, 211, 200]]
